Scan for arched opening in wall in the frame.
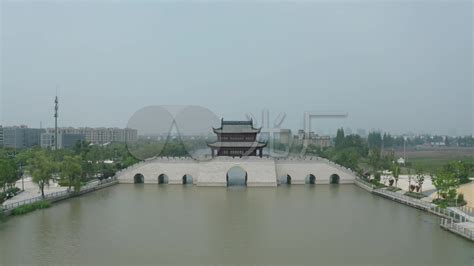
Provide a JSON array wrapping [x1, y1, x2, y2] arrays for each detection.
[[158, 174, 169, 184], [134, 173, 144, 184], [182, 174, 193, 185], [305, 174, 316, 185], [226, 166, 247, 187], [330, 174, 340, 184], [278, 174, 291, 185]]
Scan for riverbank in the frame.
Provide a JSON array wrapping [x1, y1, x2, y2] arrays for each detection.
[[355, 177, 473, 241], [1, 178, 118, 217]]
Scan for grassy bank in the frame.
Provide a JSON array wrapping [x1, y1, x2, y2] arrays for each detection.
[[392, 148, 473, 175], [11, 200, 51, 215]]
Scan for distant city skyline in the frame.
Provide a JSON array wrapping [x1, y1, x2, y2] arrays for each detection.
[[1, 1, 472, 135]]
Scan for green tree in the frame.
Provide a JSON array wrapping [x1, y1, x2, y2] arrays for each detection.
[[335, 128, 345, 149], [60, 155, 83, 192], [0, 157, 17, 191], [27, 150, 56, 198], [414, 165, 425, 192], [431, 168, 460, 200], [368, 132, 382, 149], [391, 163, 400, 187], [443, 161, 470, 184], [368, 148, 381, 178]]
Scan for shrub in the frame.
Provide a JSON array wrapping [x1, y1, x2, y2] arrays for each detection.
[[11, 200, 51, 216], [57, 179, 70, 187], [432, 198, 467, 207], [457, 193, 464, 203], [447, 189, 457, 201], [404, 191, 426, 199], [370, 179, 386, 189], [0, 187, 21, 204], [374, 172, 381, 182], [7, 187, 20, 194], [386, 186, 401, 192]]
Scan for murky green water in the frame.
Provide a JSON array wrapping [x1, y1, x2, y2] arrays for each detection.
[[0, 185, 472, 266]]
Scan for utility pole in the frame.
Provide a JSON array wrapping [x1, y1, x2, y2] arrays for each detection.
[[54, 95, 59, 151]]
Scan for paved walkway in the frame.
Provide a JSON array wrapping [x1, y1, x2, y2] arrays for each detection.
[[457, 182, 474, 208], [380, 174, 436, 192], [2, 176, 68, 207]]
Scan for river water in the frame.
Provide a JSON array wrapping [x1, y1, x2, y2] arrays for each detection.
[[0, 184, 472, 266]]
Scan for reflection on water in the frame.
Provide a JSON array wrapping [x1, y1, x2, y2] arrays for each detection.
[[0, 185, 472, 266]]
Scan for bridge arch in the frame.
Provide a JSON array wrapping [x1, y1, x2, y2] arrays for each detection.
[[158, 174, 169, 184], [134, 173, 144, 184], [278, 174, 291, 185], [305, 174, 316, 185], [330, 174, 340, 184], [226, 166, 247, 186], [182, 174, 193, 185]]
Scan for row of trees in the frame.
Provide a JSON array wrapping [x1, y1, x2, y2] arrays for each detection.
[[367, 132, 474, 149], [1, 138, 202, 198], [0, 142, 141, 198], [386, 160, 467, 206]]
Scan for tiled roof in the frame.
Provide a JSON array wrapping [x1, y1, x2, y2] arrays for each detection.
[[213, 120, 260, 133]]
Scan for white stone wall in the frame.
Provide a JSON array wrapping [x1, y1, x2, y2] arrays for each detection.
[[275, 161, 354, 184], [116, 156, 356, 186], [197, 157, 277, 186], [116, 157, 199, 184]]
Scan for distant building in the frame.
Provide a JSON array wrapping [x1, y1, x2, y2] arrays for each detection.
[[293, 129, 331, 148], [3, 126, 45, 149], [310, 136, 331, 148], [50, 127, 138, 144], [297, 129, 305, 140], [275, 129, 292, 144], [41, 132, 85, 149]]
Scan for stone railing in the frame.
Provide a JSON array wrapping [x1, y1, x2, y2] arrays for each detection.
[[118, 155, 359, 179], [454, 205, 474, 217], [374, 188, 473, 223], [354, 177, 375, 192], [373, 189, 432, 210], [440, 218, 474, 241], [2, 177, 117, 211], [275, 156, 358, 177]]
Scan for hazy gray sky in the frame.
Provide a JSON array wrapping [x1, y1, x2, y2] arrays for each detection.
[[1, 1, 472, 135]]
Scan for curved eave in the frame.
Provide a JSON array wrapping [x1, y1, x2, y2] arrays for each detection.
[[213, 129, 261, 134], [207, 142, 267, 148]]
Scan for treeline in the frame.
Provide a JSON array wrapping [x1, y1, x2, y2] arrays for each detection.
[[367, 132, 473, 148], [306, 128, 473, 178], [128, 138, 208, 159], [0, 138, 210, 201], [0, 141, 140, 200]]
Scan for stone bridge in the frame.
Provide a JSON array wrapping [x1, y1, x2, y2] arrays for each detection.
[[116, 156, 357, 187]]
